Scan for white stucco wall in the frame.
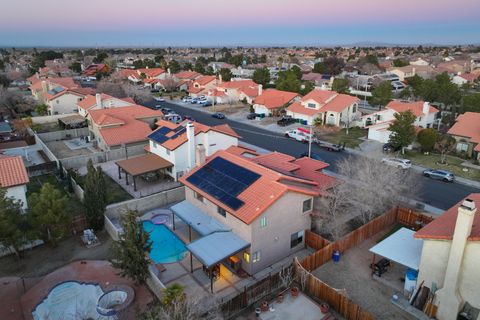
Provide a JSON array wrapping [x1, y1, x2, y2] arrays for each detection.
[[253, 104, 272, 116], [48, 93, 83, 115]]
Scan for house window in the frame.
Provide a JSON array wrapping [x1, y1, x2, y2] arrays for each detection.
[[260, 217, 267, 228], [243, 251, 250, 263], [457, 142, 469, 152], [302, 199, 312, 213], [56, 100, 59, 104], [166, 166, 172, 173], [194, 191, 204, 203], [252, 251, 261, 263], [290, 230, 304, 248], [352, 106, 357, 113], [307, 103, 316, 109], [217, 206, 227, 217]]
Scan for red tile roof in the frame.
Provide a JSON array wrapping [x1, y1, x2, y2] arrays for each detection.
[[218, 80, 257, 89], [0, 155, 29, 188], [195, 75, 217, 86], [77, 94, 134, 111], [89, 106, 163, 147], [137, 68, 165, 78], [174, 71, 201, 80], [415, 194, 480, 241], [386, 101, 439, 117], [448, 112, 480, 146], [253, 89, 299, 110]]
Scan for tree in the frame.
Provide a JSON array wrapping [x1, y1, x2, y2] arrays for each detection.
[[276, 70, 301, 93], [193, 61, 205, 74], [417, 128, 438, 152], [0, 74, 10, 87], [93, 52, 108, 64], [290, 65, 302, 80], [0, 189, 27, 258], [168, 60, 181, 74], [332, 78, 349, 93], [28, 183, 69, 246], [69, 62, 82, 73], [371, 81, 392, 107], [299, 81, 315, 96], [435, 134, 456, 164], [365, 54, 379, 66], [393, 59, 408, 67], [83, 160, 107, 231], [323, 57, 345, 75], [252, 67, 270, 86], [110, 210, 152, 284], [0, 59, 5, 71], [219, 68, 232, 82], [388, 110, 417, 154], [462, 93, 480, 113], [0, 86, 34, 118], [313, 62, 326, 74], [35, 104, 48, 116]]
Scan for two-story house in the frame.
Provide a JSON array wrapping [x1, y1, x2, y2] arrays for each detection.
[[363, 100, 439, 143], [211, 79, 261, 104], [172, 148, 336, 276], [447, 112, 480, 160], [253, 89, 299, 116], [87, 105, 163, 151], [286, 89, 359, 126], [415, 195, 480, 320], [187, 75, 218, 97], [0, 154, 29, 210], [77, 93, 135, 117], [147, 120, 240, 180]]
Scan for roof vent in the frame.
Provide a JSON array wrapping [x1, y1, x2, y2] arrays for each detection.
[[461, 198, 476, 211]]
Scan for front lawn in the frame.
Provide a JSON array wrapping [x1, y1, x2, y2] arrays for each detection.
[[74, 173, 133, 205], [403, 151, 480, 180], [315, 127, 367, 148]]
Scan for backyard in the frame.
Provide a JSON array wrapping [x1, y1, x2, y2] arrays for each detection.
[[72, 171, 133, 204], [315, 127, 367, 148], [403, 151, 480, 180]]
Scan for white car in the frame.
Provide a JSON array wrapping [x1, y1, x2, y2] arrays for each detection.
[[153, 97, 165, 102], [381, 158, 412, 169], [182, 96, 192, 103], [285, 129, 311, 143]]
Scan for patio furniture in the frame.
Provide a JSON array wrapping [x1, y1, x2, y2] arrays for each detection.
[[370, 258, 391, 277], [81, 229, 100, 248], [156, 263, 166, 273]]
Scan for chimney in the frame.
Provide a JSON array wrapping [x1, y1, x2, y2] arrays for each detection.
[[219, 74, 223, 84], [167, 68, 171, 75], [436, 198, 477, 320], [41, 80, 48, 94], [258, 84, 263, 96], [95, 93, 102, 108], [422, 102, 429, 115], [195, 144, 206, 166], [186, 122, 196, 170]]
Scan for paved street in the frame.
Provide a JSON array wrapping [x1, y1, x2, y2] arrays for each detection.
[[146, 100, 480, 211]]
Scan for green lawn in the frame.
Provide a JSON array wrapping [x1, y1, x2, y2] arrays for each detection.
[[74, 173, 133, 205], [403, 151, 480, 181], [27, 174, 85, 216], [316, 127, 367, 148]]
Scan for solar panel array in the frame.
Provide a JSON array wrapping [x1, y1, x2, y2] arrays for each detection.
[[148, 127, 171, 144], [186, 157, 261, 210]]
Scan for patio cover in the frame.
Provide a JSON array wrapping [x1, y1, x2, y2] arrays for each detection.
[[58, 114, 86, 126], [116, 154, 172, 177], [369, 227, 423, 270], [171, 200, 230, 236], [187, 231, 250, 268]]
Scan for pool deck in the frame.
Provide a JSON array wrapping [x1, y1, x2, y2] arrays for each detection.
[[0, 260, 153, 320]]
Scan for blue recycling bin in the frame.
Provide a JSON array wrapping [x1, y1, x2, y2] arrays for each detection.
[[332, 250, 341, 263]]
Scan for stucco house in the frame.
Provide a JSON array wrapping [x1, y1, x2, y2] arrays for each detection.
[[44, 87, 93, 115], [415, 194, 480, 320], [87, 105, 163, 151], [286, 89, 359, 126], [147, 120, 241, 181], [174, 147, 336, 276], [452, 73, 479, 86], [253, 89, 299, 116], [447, 112, 480, 160], [211, 79, 261, 104], [363, 100, 439, 143], [0, 154, 29, 210], [77, 93, 135, 117], [387, 65, 436, 81], [187, 75, 218, 97]]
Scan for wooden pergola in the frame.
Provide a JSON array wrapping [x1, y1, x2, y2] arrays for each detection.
[[115, 154, 173, 191]]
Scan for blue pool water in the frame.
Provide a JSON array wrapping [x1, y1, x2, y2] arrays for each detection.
[[142, 221, 187, 263]]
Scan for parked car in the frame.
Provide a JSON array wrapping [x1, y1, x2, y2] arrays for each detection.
[[160, 107, 173, 114], [317, 142, 345, 152], [277, 115, 295, 126], [164, 114, 182, 124], [381, 158, 412, 169], [212, 112, 226, 119], [285, 129, 310, 143], [182, 96, 192, 103], [199, 100, 212, 107], [383, 143, 399, 153], [190, 98, 199, 104], [247, 113, 258, 120], [299, 152, 324, 161], [153, 96, 164, 101], [423, 169, 455, 182], [183, 115, 195, 121]]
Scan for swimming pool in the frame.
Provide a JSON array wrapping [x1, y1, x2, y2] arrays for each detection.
[[142, 221, 187, 263]]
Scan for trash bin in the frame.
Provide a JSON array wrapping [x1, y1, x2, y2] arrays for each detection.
[[332, 250, 341, 263]]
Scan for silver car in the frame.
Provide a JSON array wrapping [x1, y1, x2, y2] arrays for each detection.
[[423, 169, 455, 182], [381, 158, 412, 169]]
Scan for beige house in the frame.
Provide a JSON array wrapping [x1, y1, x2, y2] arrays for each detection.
[[174, 148, 336, 276], [415, 194, 480, 320], [387, 65, 436, 81], [447, 112, 480, 160]]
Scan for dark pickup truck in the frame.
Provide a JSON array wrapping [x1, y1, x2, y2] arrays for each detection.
[[277, 116, 295, 126]]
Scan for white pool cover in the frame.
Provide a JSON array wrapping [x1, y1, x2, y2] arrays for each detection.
[[32, 281, 116, 320]]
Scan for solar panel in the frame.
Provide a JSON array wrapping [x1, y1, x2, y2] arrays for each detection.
[[148, 127, 171, 143], [186, 157, 260, 210]]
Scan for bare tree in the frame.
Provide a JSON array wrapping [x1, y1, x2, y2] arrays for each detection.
[[139, 295, 223, 320], [0, 86, 34, 118], [315, 185, 349, 240], [161, 76, 179, 92], [96, 77, 151, 104], [435, 134, 456, 165], [279, 265, 294, 289]]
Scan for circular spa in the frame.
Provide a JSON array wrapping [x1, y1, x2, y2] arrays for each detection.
[[96, 285, 135, 317]]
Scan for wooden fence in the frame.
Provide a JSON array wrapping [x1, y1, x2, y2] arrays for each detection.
[[396, 207, 434, 230], [305, 230, 330, 250], [295, 258, 375, 320]]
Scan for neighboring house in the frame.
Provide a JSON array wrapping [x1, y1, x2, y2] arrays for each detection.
[[0, 154, 29, 210], [387, 65, 436, 81], [29, 77, 77, 103], [436, 60, 470, 75], [147, 120, 240, 180], [187, 75, 218, 97], [77, 94, 135, 117], [451, 73, 479, 86], [415, 195, 480, 320], [286, 89, 359, 126], [363, 101, 439, 143], [173, 71, 202, 82], [447, 112, 480, 160], [175, 148, 335, 275], [82, 64, 110, 77], [44, 87, 93, 115], [117, 68, 167, 84], [87, 105, 163, 151], [302, 73, 333, 88], [253, 89, 299, 116], [410, 58, 430, 66], [208, 79, 261, 104]]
